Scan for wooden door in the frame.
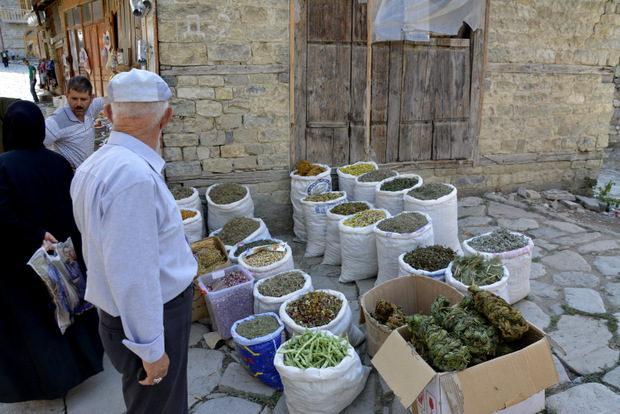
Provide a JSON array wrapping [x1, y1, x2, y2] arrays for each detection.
[[83, 22, 111, 97], [293, 0, 486, 168]]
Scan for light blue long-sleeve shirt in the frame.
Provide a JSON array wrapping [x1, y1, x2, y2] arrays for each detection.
[[70, 131, 197, 363]]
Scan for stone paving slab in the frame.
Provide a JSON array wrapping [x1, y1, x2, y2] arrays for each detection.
[[578, 239, 620, 253], [593, 255, 620, 276], [552, 271, 600, 288], [564, 288, 607, 313], [541, 250, 592, 272], [545, 383, 620, 413]]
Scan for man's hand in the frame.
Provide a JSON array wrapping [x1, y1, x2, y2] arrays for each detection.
[[139, 352, 170, 386], [41, 232, 58, 250]]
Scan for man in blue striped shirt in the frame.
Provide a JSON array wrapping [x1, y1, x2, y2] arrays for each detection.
[[44, 76, 104, 168]]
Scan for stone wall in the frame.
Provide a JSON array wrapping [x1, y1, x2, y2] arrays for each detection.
[[158, 0, 620, 231]]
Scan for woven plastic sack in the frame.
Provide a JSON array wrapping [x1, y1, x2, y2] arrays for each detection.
[[181, 207, 204, 243], [209, 217, 271, 253], [174, 186, 202, 212], [462, 231, 534, 303], [403, 183, 462, 254], [353, 171, 398, 206], [229, 237, 284, 264], [290, 164, 332, 241], [253, 269, 313, 314], [321, 201, 373, 266], [445, 261, 510, 303], [300, 192, 348, 257], [231, 312, 285, 390], [336, 161, 378, 201], [237, 242, 295, 281], [374, 173, 423, 215], [373, 212, 434, 287], [206, 183, 254, 234]]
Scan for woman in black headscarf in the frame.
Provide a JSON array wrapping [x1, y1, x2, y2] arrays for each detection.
[[0, 101, 104, 403]]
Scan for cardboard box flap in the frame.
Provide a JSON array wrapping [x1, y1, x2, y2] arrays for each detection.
[[372, 329, 436, 409]]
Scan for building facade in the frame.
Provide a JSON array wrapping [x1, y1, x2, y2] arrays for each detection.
[[0, 0, 37, 59]]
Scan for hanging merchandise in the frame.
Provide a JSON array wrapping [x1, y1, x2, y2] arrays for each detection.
[[80, 48, 91, 75]]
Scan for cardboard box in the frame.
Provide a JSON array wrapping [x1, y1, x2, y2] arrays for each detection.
[[372, 322, 559, 414], [190, 236, 231, 322], [359, 276, 464, 357]]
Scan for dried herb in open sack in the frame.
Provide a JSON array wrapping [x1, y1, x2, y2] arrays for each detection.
[[209, 183, 247, 205], [451, 255, 504, 287], [406, 314, 471, 372], [468, 285, 529, 341], [357, 169, 397, 183], [403, 245, 458, 272], [342, 209, 386, 228], [294, 160, 326, 176], [286, 291, 342, 328], [243, 244, 287, 267], [171, 186, 194, 200], [339, 163, 376, 176], [181, 209, 197, 220], [258, 271, 306, 297], [278, 329, 350, 370], [407, 183, 453, 200], [217, 217, 260, 246], [206, 270, 249, 292], [379, 177, 419, 192], [330, 202, 370, 216], [376, 212, 427, 233], [467, 228, 528, 253], [236, 315, 281, 340], [304, 192, 343, 202]]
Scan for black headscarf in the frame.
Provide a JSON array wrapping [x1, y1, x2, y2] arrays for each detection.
[[2, 100, 45, 152]]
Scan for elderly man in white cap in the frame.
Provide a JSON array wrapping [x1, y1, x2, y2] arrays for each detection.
[[70, 69, 197, 414]]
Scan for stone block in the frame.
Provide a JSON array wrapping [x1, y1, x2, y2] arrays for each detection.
[[243, 114, 276, 128], [169, 99, 196, 117], [202, 158, 233, 173], [233, 129, 258, 143], [178, 87, 215, 100], [244, 144, 267, 155], [216, 114, 243, 129], [163, 133, 199, 147], [184, 116, 214, 133], [200, 131, 226, 146], [196, 146, 211, 161], [159, 43, 207, 65], [166, 161, 202, 177], [183, 147, 197, 161], [215, 87, 234, 100], [208, 44, 251, 62], [258, 128, 288, 142], [233, 156, 258, 170], [163, 147, 182, 162], [197, 76, 225, 88], [223, 99, 250, 114], [220, 144, 245, 158], [196, 100, 223, 117]]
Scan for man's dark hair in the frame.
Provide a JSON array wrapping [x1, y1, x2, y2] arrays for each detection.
[[67, 76, 93, 95], [22, 59, 29, 64]]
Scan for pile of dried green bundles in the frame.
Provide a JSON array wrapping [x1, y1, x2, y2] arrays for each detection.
[[372, 299, 408, 329], [468, 285, 529, 341]]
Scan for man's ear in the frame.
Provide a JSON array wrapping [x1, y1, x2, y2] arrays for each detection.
[[159, 107, 174, 130], [103, 104, 113, 123]]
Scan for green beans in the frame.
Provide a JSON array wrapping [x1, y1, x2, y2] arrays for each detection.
[[278, 329, 350, 370]]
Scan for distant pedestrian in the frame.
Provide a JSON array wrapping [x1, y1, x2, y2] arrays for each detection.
[[22, 59, 39, 103], [10, 50, 16, 61], [1, 50, 8, 68]]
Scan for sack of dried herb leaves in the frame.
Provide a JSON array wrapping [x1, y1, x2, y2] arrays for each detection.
[[404, 183, 462, 254], [171, 186, 201, 212], [300, 191, 348, 257], [180, 207, 205, 243], [336, 161, 378, 201], [253, 269, 313, 314], [206, 183, 254, 234], [229, 238, 283, 264], [238, 242, 295, 281], [373, 211, 434, 287], [462, 229, 534, 304], [353, 169, 398, 206], [210, 217, 271, 252], [445, 256, 510, 302], [397, 245, 459, 281], [290, 163, 332, 242], [374, 173, 423, 215], [321, 201, 372, 266]]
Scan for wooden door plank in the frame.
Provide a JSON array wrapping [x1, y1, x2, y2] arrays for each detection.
[[293, 0, 308, 165], [352, 0, 367, 43], [350, 124, 367, 163], [308, 0, 352, 43], [433, 120, 469, 160], [371, 43, 389, 123], [400, 122, 432, 161], [449, 45, 470, 118], [385, 41, 403, 163], [332, 127, 349, 167], [468, 28, 486, 161], [306, 44, 351, 124], [306, 127, 334, 165], [351, 45, 367, 122], [371, 124, 387, 164], [402, 44, 432, 122]]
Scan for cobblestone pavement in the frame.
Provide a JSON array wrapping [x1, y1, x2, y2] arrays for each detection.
[[1, 186, 620, 414]]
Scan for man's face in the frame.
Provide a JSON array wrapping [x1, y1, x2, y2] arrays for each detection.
[[66, 89, 94, 118]]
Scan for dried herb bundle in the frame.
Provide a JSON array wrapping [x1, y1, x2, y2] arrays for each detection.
[[330, 202, 370, 216], [217, 217, 260, 245], [406, 314, 471, 372], [467, 228, 528, 253], [403, 245, 457, 272], [468, 285, 529, 341], [181, 209, 197, 220], [379, 177, 419, 192], [171, 186, 194, 200], [195, 248, 227, 276], [258, 271, 306, 297], [304, 192, 343, 202], [407, 183, 452, 200], [451, 255, 504, 287], [286, 291, 342, 328], [339, 163, 376, 176], [294, 160, 326, 176], [342, 209, 386, 227], [373, 299, 407, 329], [209, 183, 247, 205], [357, 169, 397, 183], [376, 212, 427, 233], [431, 296, 500, 365], [235, 315, 281, 339]]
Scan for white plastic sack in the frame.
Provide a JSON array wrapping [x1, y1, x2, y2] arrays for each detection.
[[321, 201, 373, 266], [238, 242, 295, 281], [209, 217, 271, 253], [445, 261, 510, 302], [229, 237, 284, 264], [462, 232, 534, 304], [279, 289, 365, 347], [175, 186, 202, 212], [274, 330, 370, 414], [300, 192, 348, 257], [339, 209, 391, 283], [353, 171, 399, 206], [206, 184, 254, 234], [397, 251, 449, 281], [290, 164, 332, 241], [373, 212, 434, 287], [181, 207, 205, 243], [374, 173, 422, 215], [253, 269, 313, 314], [403, 183, 462, 254], [336, 161, 378, 201]]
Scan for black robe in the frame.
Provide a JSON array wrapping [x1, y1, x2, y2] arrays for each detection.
[[0, 101, 104, 403]]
